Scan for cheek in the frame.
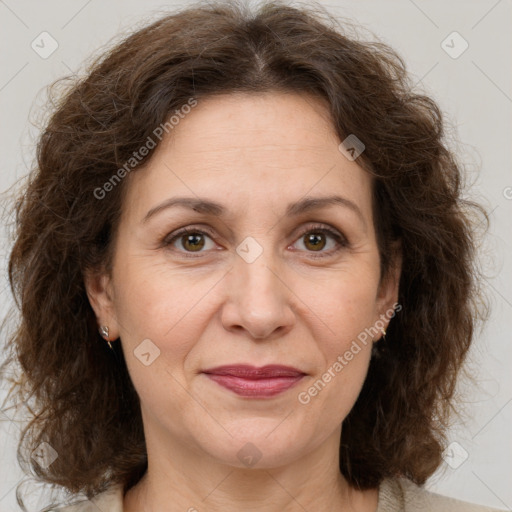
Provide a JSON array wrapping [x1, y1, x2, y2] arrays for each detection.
[[113, 255, 213, 342], [297, 277, 376, 425], [112, 261, 233, 412], [113, 265, 212, 420], [295, 267, 379, 404], [306, 267, 381, 344]]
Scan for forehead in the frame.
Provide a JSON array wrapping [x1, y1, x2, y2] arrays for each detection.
[[122, 92, 373, 222]]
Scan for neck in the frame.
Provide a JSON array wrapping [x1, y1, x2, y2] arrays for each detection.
[[123, 427, 378, 512]]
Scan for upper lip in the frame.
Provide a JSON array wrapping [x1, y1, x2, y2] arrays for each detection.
[[202, 364, 305, 378]]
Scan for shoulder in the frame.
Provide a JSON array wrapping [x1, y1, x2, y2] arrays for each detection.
[[378, 477, 508, 512], [47, 484, 124, 512]]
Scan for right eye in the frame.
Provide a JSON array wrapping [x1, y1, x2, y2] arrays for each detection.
[[163, 227, 217, 256]]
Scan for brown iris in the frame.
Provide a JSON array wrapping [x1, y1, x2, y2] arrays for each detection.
[[304, 232, 326, 251], [182, 233, 205, 252]]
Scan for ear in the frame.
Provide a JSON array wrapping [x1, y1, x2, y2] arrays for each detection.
[[376, 240, 402, 323], [83, 268, 120, 340]]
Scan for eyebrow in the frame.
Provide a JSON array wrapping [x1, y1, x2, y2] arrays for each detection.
[[142, 195, 366, 226]]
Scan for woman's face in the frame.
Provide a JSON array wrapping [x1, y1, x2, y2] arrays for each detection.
[[86, 92, 400, 470]]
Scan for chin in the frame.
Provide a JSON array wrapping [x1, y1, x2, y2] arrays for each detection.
[[196, 419, 313, 469]]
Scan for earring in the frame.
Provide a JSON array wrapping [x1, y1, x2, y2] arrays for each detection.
[[372, 327, 387, 359], [99, 325, 113, 350]]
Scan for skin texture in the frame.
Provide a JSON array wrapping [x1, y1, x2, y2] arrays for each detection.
[[85, 92, 401, 511]]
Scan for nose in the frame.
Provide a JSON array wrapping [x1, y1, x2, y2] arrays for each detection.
[[221, 249, 295, 340]]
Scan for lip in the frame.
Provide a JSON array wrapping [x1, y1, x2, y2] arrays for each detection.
[[202, 364, 306, 398]]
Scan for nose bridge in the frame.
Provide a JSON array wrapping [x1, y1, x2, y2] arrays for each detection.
[[240, 254, 279, 303], [223, 237, 293, 338]]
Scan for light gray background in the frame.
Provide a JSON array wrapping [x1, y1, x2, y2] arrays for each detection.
[[0, 1, 511, 511]]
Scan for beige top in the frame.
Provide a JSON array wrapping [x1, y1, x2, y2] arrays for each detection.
[[50, 477, 506, 511]]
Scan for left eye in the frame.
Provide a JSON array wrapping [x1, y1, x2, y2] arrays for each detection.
[[292, 227, 344, 255], [289, 225, 350, 258]]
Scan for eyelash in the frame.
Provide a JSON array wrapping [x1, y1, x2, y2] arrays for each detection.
[[162, 223, 349, 259]]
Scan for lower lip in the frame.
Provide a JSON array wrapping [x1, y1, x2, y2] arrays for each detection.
[[204, 374, 304, 397]]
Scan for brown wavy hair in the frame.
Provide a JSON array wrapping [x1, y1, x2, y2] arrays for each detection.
[[1, 0, 488, 509]]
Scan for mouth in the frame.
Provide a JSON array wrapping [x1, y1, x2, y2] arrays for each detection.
[[201, 364, 306, 398]]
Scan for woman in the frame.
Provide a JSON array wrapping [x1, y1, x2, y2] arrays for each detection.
[[1, 1, 502, 511]]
